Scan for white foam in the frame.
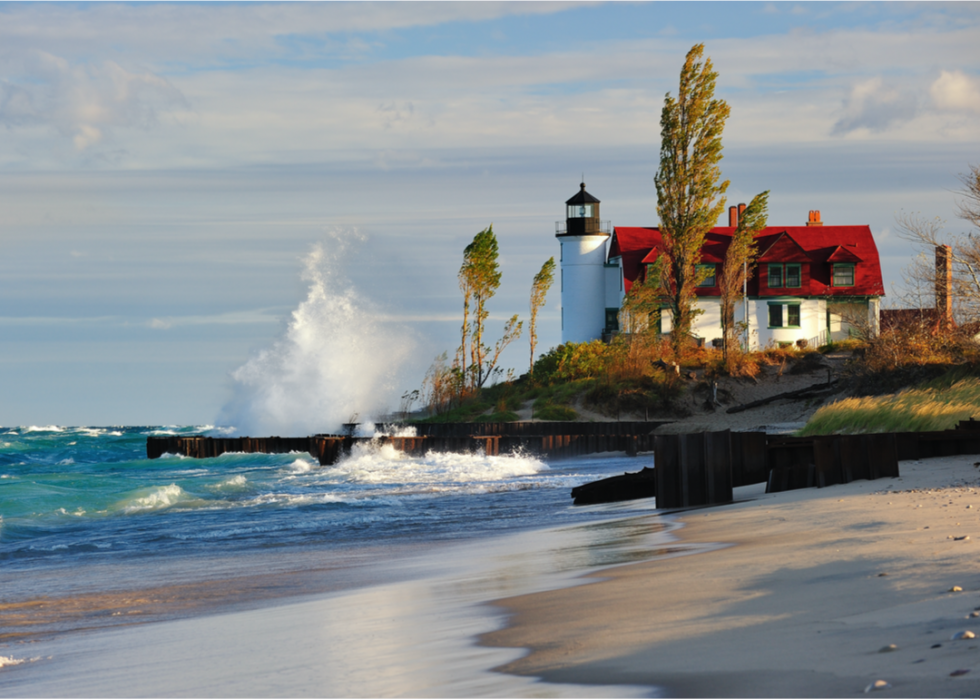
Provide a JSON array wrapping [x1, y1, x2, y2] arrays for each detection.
[[363, 422, 418, 438], [213, 474, 248, 490], [58, 457, 75, 465], [76, 428, 106, 437], [332, 440, 548, 486], [56, 507, 87, 517], [286, 457, 317, 474], [24, 425, 64, 433], [117, 484, 187, 514], [216, 233, 414, 437], [0, 655, 26, 668]]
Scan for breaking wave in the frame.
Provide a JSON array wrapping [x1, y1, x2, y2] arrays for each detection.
[[217, 231, 414, 437]]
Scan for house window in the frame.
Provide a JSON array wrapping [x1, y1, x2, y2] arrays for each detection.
[[833, 263, 855, 287], [768, 264, 784, 288], [787, 304, 801, 327], [768, 304, 783, 328], [697, 264, 716, 287], [768, 303, 801, 328], [605, 308, 620, 333], [785, 264, 801, 288]]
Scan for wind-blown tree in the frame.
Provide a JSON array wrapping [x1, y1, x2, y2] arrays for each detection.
[[653, 43, 731, 356], [457, 255, 473, 392], [458, 225, 523, 389], [528, 257, 555, 375], [720, 191, 769, 364]]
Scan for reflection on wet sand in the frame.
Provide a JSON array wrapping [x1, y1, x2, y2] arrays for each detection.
[[1, 510, 704, 696]]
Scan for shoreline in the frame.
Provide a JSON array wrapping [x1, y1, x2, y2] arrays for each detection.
[[482, 454, 980, 697], [0, 449, 650, 648], [0, 460, 673, 697]]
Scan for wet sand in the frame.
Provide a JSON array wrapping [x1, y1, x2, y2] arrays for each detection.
[[484, 454, 980, 697], [0, 487, 671, 697]]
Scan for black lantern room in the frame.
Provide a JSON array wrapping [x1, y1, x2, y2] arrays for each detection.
[[560, 182, 602, 236]]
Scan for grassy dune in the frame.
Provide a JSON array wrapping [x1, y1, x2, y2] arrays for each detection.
[[799, 374, 980, 435]]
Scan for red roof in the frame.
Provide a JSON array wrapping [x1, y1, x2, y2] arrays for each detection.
[[608, 225, 885, 297]]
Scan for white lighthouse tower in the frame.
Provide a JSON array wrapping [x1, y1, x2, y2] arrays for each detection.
[[557, 183, 611, 343]]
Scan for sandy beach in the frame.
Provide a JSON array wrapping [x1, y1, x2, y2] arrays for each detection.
[[484, 453, 980, 697], [9, 449, 980, 697]]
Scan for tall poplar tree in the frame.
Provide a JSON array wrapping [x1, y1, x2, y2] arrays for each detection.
[[528, 257, 556, 375], [720, 192, 769, 364], [459, 225, 522, 389], [653, 43, 731, 356]]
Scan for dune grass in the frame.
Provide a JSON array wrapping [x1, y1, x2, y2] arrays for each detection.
[[798, 374, 980, 436]]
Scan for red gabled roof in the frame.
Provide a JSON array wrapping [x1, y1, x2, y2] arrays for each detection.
[[757, 231, 813, 263], [825, 245, 864, 262], [611, 224, 884, 297], [608, 227, 662, 293]]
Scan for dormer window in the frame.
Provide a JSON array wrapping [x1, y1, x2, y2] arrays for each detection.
[[832, 263, 855, 287], [697, 264, 717, 287], [768, 263, 801, 289], [785, 264, 801, 288], [768, 264, 783, 288], [567, 204, 593, 218]]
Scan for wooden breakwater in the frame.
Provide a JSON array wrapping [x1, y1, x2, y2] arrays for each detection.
[[145, 421, 673, 466], [147, 419, 980, 510], [652, 419, 980, 509]]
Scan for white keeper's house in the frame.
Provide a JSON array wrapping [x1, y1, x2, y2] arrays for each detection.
[[556, 182, 884, 349]]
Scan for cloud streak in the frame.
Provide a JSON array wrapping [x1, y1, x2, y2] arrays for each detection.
[[0, 51, 188, 150]]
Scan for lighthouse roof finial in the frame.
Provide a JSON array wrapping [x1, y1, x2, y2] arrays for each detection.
[[566, 181, 600, 205]]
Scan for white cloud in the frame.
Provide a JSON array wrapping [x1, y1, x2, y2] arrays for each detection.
[[831, 76, 918, 135], [931, 70, 980, 114], [0, 51, 188, 150], [146, 310, 284, 329]]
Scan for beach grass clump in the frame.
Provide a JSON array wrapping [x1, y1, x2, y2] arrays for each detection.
[[476, 410, 521, 422], [532, 403, 578, 421], [799, 376, 980, 435]]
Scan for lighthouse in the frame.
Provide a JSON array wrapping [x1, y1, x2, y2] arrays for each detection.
[[556, 182, 613, 343]]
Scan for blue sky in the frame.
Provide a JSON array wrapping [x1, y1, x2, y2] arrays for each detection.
[[1, 2, 979, 429]]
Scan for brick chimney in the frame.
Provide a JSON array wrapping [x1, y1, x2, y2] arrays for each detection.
[[936, 244, 953, 332], [806, 210, 823, 226], [728, 203, 748, 228]]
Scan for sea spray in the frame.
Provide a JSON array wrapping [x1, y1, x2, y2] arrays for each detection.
[[217, 232, 414, 436]]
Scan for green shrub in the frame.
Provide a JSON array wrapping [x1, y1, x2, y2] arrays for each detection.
[[533, 403, 578, 421], [477, 410, 521, 422], [533, 341, 609, 383]]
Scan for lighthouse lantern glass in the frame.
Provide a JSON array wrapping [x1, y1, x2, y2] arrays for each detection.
[[568, 204, 592, 218]]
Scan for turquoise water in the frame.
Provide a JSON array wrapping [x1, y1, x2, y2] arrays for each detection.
[[1, 424, 657, 599], [1, 424, 674, 696]]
